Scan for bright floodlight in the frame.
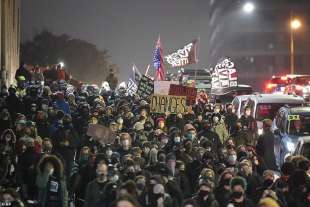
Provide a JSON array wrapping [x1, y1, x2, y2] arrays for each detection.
[[291, 19, 301, 30], [59, 62, 65, 68], [243, 2, 255, 13]]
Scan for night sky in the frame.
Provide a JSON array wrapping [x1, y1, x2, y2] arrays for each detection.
[[21, 0, 209, 81]]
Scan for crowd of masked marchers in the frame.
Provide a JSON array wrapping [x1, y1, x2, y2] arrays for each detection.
[[0, 63, 309, 207]]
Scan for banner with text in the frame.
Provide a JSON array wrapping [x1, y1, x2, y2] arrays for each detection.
[[165, 40, 198, 68], [154, 81, 179, 95], [169, 84, 197, 105], [211, 58, 238, 89], [150, 95, 187, 114], [137, 75, 154, 100]]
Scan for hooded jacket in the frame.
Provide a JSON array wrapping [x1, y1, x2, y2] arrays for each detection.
[[36, 155, 68, 207]]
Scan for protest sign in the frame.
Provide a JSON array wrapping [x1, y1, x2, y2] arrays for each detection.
[[137, 75, 154, 100], [154, 81, 179, 95], [211, 58, 238, 89], [150, 95, 187, 114], [87, 124, 115, 144], [169, 84, 197, 105]]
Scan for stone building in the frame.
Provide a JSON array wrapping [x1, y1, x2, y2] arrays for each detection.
[[1, 0, 21, 86]]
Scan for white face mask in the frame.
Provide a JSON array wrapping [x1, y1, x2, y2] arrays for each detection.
[[174, 137, 181, 143], [106, 150, 113, 157]]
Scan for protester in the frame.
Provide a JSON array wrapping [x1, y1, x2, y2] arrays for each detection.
[[0, 66, 307, 207]]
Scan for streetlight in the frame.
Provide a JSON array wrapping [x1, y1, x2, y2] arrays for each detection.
[[59, 62, 65, 68], [243, 2, 255, 13], [290, 18, 301, 74]]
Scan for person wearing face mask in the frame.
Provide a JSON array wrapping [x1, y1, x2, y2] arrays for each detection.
[[0, 129, 16, 158], [256, 119, 278, 171], [228, 176, 255, 207], [255, 170, 287, 207], [192, 181, 219, 207], [211, 113, 228, 145], [150, 183, 173, 207], [118, 133, 132, 157], [237, 160, 261, 200], [35, 111, 50, 138], [230, 121, 251, 148], [84, 162, 109, 207], [183, 124, 197, 141], [239, 106, 257, 143], [226, 151, 238, 168], [214, 171, 234, 207], [0, 108, 12, 135], [224, 104, 238, 134], [36, 155, 68, 207]]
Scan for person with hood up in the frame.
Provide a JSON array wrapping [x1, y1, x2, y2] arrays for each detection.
[[36, 155, 68, 207]]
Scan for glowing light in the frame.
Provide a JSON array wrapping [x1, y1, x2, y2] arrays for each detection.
[[291, 19, 301, 30], [266, 83, 277, 89], [59, 62, 65, 68], [243, 2, 255, 13]]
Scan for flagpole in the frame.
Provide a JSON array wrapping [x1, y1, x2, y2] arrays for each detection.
[[145, 64, 150, 76], [194, 36, 200, 82]]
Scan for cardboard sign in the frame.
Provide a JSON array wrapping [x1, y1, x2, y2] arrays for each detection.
[[87, 124, 115, 144], [137, 75, 154, 100], [154, 81, 179, 95], [150, 95, 187, 114], [169, 84, 197, 105]]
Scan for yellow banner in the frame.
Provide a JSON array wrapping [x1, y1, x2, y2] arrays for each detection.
[[150, 95, 187, 114]]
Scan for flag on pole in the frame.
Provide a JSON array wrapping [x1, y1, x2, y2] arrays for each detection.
[[132, 64, 142, 83], [165, 39, 198, 68], [127, 78, 138, 96], [153, 37, 165, 81]]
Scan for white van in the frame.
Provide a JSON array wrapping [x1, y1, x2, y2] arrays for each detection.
[[232, 94, 304, 134]]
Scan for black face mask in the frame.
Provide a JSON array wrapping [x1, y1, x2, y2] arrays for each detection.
[[232, 191, 243, 199], [263, 179, 274, 188], [198, 190, 210, 198], [153, 193, 164, 201], [222, 178, 231, 186], [136, 183, 145, 191]]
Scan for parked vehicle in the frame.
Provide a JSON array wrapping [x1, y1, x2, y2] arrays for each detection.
[[293, 137, 310, 160]]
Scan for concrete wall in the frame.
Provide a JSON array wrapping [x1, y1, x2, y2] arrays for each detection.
[[0, 0, 20, 86]]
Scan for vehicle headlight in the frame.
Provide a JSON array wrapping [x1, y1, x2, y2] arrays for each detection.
[[286, 142, 295, 152], [258, 128, 263, 135]]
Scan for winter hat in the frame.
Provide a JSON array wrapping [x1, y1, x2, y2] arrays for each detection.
[[258, 198, 279, 207], [183, 123, 196, 132], [133, 122, 144, 131], [156, 117, 165, 124], [263, 119, 273, 128], [263, 170, 274, 178], [230, 176, 247, 190]]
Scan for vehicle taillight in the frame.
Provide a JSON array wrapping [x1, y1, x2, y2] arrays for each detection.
[[266, 83, 277, 89], [281, 76, 288, 81]]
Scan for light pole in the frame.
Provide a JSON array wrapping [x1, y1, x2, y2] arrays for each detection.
[[290, 18, 301, 74]]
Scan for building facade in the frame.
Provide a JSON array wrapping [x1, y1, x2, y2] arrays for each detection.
[[1, 0, 20, 86], [208, 0, 310, 90]]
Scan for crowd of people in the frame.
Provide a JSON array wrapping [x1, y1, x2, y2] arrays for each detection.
[[0, 64, 309, 207]]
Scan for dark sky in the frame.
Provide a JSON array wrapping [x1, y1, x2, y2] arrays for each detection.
[[21, 0, 209, 81]]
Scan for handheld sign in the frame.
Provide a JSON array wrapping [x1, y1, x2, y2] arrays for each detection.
[[150, 95, 187, 114], [137, 75, 154, 100], [169, 84, 197, 105]]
